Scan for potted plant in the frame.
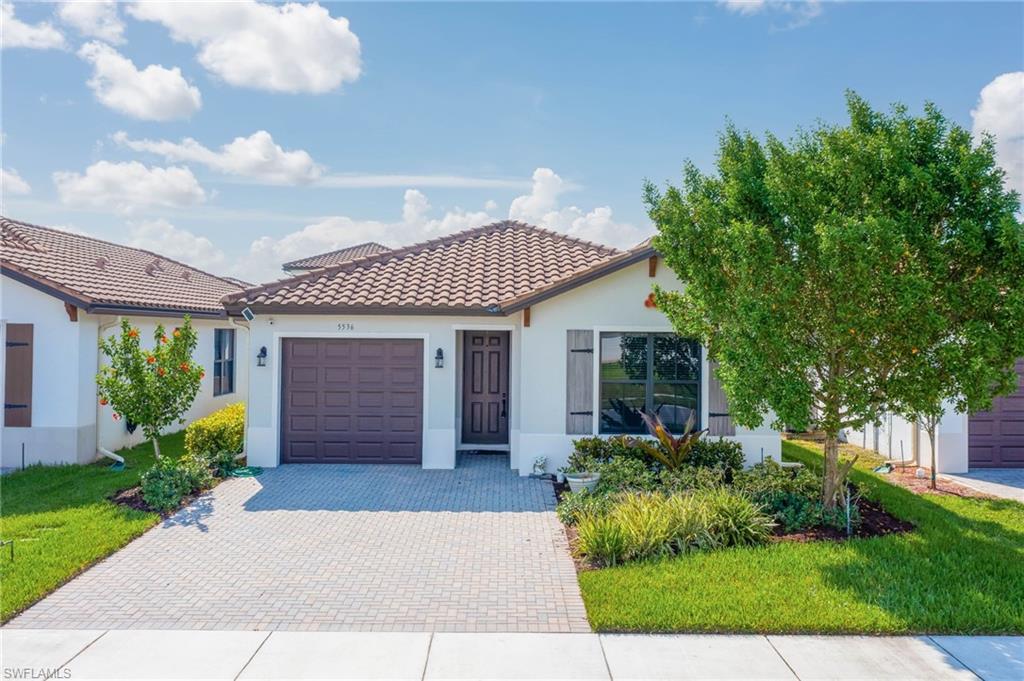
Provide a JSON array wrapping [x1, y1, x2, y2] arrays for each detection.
[[560, 452, 601, 493]]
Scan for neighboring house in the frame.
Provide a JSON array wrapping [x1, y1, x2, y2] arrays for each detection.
[[281, 242, 390, 276], [224, 220, 781, 475], [0, 217, 249, 468], [844, 360, 1024, 473]]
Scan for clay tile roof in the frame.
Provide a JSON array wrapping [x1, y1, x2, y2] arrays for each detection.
[[1, 216, 242, 315], [226, 220, 631, 313], [282, 242, 391, 271]]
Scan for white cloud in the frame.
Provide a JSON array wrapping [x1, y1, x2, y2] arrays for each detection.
[[127, 1, 361, 94], [58, 1, 124, 44], [78, 41, 201, 121], [509, 167, 650, 248], [316, 174, 528, 189], [972, 71, 1024, 197], [720, 0, 766, 16], [126, 219, 226, 272], [231, 167, 649, 282], [1, 2, 66, 49], [2, 168, 31, 194], [113, 130, 323, 185], [234, 189, 495, 281], [719, 0, 823, 28], [53, 160, 206, 214]]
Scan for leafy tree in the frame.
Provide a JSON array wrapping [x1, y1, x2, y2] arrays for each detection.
[[97, 317, 204, 459], [644, 92, 1023, 508]]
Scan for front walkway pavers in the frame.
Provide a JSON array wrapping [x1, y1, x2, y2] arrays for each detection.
[[6, 455, 588, 632]]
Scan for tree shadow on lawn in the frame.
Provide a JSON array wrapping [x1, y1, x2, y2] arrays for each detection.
[[818, 474, 1024, 633]]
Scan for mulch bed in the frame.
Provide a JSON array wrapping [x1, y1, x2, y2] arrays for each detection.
[[552, 474, 912, 556], [108, 485, 208, 517], [882, 467, 996, 499], [771, 496, 912, 543], [108, 486, 150, 512]]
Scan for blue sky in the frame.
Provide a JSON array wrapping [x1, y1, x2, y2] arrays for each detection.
[[2, 1, 1022, 282]]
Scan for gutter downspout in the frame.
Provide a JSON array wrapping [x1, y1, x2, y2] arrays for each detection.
[[229, 316, 251, 460], [95, 315, 122, 462]]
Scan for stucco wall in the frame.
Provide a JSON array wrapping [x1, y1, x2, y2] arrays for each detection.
[[844, 403, 969, 474], [1, 276, 97, 466], [518, 257, 780, 475], [1, 275, 250, 468], [242, 257, 780, 474]]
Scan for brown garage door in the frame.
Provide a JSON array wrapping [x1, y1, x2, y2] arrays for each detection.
[[969, 358, 1024, 468], [281, 338, 423, 464]]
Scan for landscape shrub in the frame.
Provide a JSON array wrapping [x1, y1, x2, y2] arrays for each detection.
[[177, 455, 214, 492], [184, 402, 245, 459], [570, 436, 650, 466], [556, 490, 614, 526], [734, 460, 859, 532], [687, 439, 745, 478], [188, 448, 240, 478], [697, 488, 776, 547], [574, 513, 629, 567], [572, 488, 770, 566], [595, 457, 658, 494], [140, 460, 190, 512], [658, 465, 726, 494]]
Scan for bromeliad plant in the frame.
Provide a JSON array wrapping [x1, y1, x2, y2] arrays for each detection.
[[631, 410, 708, 471], [97, 317, 203, 459]]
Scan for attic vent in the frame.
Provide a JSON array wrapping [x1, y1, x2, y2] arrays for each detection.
[[95, 256, 110, 270], [181, 270, 192, 282]]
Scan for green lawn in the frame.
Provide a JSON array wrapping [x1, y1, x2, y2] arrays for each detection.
[[578, 439, 1024, 634], [0, 432, 185, 622]]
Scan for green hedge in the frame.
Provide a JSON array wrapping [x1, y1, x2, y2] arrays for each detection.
[[184, 402, 245, 457]]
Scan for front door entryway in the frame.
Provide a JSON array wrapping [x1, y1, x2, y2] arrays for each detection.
[[461, 331, 510, 445]]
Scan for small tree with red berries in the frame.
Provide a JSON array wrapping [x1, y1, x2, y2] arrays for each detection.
[[97, 316, 204, 459]]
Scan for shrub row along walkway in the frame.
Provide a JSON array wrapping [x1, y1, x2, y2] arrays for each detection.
[[3, 630, 1020, 680], [6, 455, 588, 632]]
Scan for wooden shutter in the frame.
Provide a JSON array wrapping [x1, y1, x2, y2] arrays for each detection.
[[4, 324, 33, 427], [707, 359, 735, 437], [566, 330, 594, 434]]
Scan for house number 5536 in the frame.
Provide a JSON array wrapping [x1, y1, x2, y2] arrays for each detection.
[[337, 323, 355, 331]]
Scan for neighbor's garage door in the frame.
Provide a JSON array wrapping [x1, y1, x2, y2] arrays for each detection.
[[969, 358, 1024, 468], [280, 338, 423, 464]]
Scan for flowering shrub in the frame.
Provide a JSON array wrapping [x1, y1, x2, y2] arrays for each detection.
[[97, 317, 202, 459]]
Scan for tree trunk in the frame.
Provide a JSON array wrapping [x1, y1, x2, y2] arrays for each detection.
[[823, 433, 840, 511], [151, 436, 162, 460], [927, 425, 937, 491]]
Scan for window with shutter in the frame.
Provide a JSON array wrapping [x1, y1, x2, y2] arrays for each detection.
[[565, 330, 594, 434], [707, 359, 736, 436], [4, 324, 33, 427]]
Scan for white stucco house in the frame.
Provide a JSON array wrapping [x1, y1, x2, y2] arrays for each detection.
[[224, 220, 781, 475], [1, 217, 249, 468]]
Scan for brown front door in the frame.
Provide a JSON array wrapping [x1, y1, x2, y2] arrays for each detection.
[[462, 331, 509, 445], [280, 338, 423, 464], [969, 358, 1024, 468]]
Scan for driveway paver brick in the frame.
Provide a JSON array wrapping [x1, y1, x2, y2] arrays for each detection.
[[7, 454, 589, 632]]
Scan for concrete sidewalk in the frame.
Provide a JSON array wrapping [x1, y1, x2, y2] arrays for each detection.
[[2, 630, 1021, 680]]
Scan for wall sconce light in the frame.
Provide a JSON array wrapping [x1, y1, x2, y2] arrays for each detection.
[[434, 348, 444, 368], [257, 346, 267, 367]]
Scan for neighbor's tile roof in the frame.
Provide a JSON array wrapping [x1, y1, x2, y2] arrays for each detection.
[[1, 216, 242, 315], [282, 242, 391, 270], [227, 221, 628, 312]]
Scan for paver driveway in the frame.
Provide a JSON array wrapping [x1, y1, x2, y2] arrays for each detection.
[[8, 454, 589, 632]]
